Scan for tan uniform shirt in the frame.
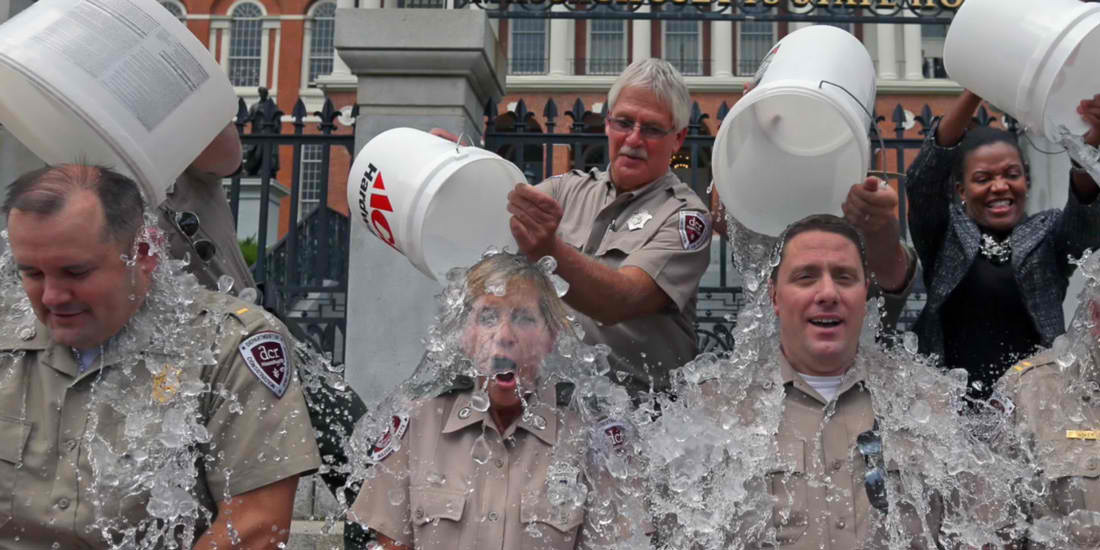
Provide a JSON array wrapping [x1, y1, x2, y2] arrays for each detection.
[[702, 356, 940, 549], [0, 290, 320, 549], [1000, 348, 1100, 549], [540, 168, 712, 394], [350, 385, 635, 550], [160, 168, 257, 292]]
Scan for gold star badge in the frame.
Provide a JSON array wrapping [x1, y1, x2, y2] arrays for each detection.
[[152, 365, 182, 404]]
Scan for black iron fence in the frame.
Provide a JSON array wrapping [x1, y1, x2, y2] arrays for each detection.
[[482, 97, 1015, 351], [226, 93, 356, 364]]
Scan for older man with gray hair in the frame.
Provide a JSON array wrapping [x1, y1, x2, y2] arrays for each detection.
[[504, 58, 711, 396]]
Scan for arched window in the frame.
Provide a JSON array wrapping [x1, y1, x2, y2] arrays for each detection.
[[160, 0, 186, 21], [305, 2, 337, 85], [228, 2, 264, 87]]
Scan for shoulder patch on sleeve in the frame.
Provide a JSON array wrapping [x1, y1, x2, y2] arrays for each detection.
[[591, 419, 632, 459], [238, 330, 290, 398], [368, 414, 410, 463], [679, 210, 711, 250]]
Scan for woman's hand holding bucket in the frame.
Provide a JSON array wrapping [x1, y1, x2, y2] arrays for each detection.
[[1079, 94, 1100, 147], [507, 184, 563, 261]]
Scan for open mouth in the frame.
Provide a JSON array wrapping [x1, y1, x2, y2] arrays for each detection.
[[491, 357, 517, 383], [986, 198, 1014, 214], [809, 317, 842, 328]]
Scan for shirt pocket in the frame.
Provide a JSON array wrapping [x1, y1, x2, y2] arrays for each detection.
[[1041, 441, 1100, 518], [521, 491, 585, 544], [0, 415, 31, 529], [764, 440, 808, 546], [595, 223, 656, 258], [409, 487, 466, 545]]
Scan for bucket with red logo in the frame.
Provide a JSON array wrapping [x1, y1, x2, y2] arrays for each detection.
[[347, 127, 523, 281]]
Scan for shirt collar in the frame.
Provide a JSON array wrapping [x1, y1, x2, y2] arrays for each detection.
[[778, 352, 866, 405], [441, 383, 559, 445], [600, 168, 678, 202]]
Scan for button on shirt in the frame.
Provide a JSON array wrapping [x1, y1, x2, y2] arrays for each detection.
[[351, 385, 632, 550], [540, 168, 712, 394]]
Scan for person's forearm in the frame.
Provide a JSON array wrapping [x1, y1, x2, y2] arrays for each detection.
[[1071, 165, 1099, 204], [193, 515, 290, 549], [866, 237, 909, 293], [548, 238, 664, 325], [936, 90, 983, 147]]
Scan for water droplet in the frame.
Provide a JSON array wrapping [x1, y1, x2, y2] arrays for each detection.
[[470, 434, 491, 465], [550, 274, 569, 297], [902, 331, 919, 354], [470, 392, 490, 412], [217, 275, 235, 294], [388, 488, 406, 506], [537, 255, 557, 274]]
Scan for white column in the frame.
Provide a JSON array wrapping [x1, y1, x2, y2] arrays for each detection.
[[632, 4, 650, 62], [875, 23, 897, 79], [903, 14, 922, 79], [549, 4, 570, 75], [711, 20, 733, 77], [361, 0, 381, 9], [330, 0, 355, 77]]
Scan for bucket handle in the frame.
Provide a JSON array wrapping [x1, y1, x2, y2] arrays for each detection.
[[453, 132, 477, 156], [818, 80, 902, 181]]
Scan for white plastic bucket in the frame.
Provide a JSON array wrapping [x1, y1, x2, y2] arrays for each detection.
[[712, 25, 875, 238], [0, 0, 236, 205], [944, 0, 1100, 141], [348, 128, 523, 282]]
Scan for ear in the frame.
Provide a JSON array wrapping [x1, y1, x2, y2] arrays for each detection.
[[135, 242, 159, 276], [674, 127, 688, 150], [955, 180, 966, 202]]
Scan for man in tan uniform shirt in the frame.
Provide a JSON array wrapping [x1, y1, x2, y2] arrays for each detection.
[[0, 164, 320, 549], [996, 283, 1100, 549], [662, 215, 944, 549], [503, 58, 711, 395]]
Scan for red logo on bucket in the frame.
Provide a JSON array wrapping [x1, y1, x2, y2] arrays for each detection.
[[357, 162, 400, 251]]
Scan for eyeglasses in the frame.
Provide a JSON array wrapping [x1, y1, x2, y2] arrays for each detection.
[[857, 422, 888, 513], [606, 117, 675, 140], [173, 210, 217, 263]]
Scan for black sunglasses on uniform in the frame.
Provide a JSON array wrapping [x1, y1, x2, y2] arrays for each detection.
[[173, 210, 217, 263], [857, 420, 888, 513]]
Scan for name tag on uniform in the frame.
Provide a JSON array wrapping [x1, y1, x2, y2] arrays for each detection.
[[1066, 430, 1099, 440]]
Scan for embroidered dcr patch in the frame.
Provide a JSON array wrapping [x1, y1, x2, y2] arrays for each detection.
[[238, 331, 290, 398], [367, 414, 410, 463], [679, 211, 711, 250]]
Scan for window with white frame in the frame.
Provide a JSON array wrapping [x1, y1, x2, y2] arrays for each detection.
[[587, 5, 626, 75], [510, 14, 548, 74], [228, 2, 264, 87], [306, 2, 336, 85], [160, 0, 186, 21], [298, 144, 324, 219], [663, 4, 702, 76], [737, 19, 774, 76]]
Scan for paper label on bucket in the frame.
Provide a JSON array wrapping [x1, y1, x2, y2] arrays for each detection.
[[32, 0, 209, 131]]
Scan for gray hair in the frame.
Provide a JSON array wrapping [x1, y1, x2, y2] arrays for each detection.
[[3, 164, 146, 245], [607, 58, 693, 131]]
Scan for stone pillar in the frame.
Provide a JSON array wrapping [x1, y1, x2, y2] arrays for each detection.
[[549, 4, 570, 76], [711, 20, 733, 77], [902, 16, 922, 80], [335, 8, 505, 404], [0, 0, 33, 23], [875, 24, 897, 79], [631, 5, 651, 62]]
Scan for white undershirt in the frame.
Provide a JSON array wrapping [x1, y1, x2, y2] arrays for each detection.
[[796, 372, 845, 402], [74, 348, 101, 373]]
